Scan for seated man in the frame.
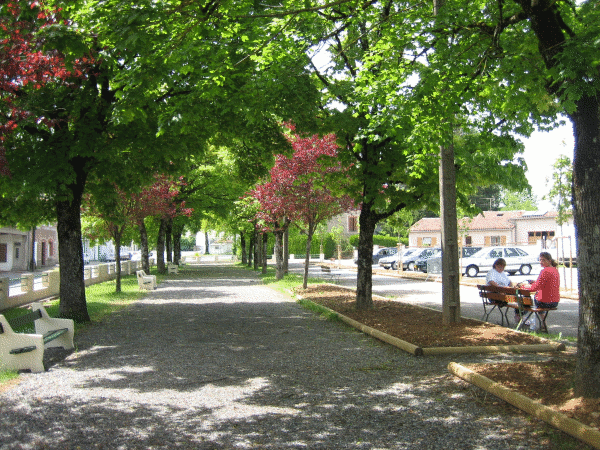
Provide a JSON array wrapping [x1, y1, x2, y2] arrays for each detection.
[[486, 258, 513, 287]]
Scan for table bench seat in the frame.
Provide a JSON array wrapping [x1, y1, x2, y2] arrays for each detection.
[[477, 285, 557, 333]]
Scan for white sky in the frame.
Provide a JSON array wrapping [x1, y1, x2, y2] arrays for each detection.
[[521, 122, 574, 211]]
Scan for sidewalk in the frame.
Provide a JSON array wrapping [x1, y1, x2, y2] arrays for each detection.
[[0, 264, 578, 449]]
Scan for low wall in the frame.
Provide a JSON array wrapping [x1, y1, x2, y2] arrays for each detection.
[[0, 260, 145, 311]]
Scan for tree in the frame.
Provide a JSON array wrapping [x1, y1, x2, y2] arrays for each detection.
[[282, 128, 355, 288], [500, 190, 538, 211], [545, 156, 573, 226], [1, 1, 105, 322]]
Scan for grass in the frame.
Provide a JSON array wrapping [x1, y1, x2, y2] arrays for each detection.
[[1, 274, 147, 381]]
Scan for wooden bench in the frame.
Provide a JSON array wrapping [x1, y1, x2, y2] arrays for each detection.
[[477, 285, 557, 333], [0, 302, 74, 373], [319, 265, 340, 283], [136, 270, 157, 290]]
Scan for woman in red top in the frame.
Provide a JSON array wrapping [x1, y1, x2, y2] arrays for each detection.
[[523, 251, 560, 308]]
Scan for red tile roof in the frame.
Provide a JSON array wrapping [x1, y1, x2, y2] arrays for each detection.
[[410, 210, 557, 233]]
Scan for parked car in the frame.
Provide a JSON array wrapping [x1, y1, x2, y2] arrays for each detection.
[[354, 247, 397, 265], [417, 246, 482, 273], [461, 246, 539, 277], [414, 248, 442, 272], [379, 248, 415, 270], [379, 247, 431, 271]]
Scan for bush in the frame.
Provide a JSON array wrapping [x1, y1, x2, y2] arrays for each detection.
[[348, 234, 399, 249]]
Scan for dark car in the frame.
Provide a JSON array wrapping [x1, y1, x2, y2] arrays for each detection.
[[354, 247, 398, 265], [415, 248, 442, 272], [417, 246, 483, 273]]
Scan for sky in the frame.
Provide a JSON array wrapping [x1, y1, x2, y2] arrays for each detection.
[[521, 120, 574, 211]]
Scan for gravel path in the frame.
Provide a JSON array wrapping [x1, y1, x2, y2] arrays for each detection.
[[0, 265, 563, 449]]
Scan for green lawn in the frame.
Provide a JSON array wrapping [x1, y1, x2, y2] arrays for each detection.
[[1, 274, 148, 381]]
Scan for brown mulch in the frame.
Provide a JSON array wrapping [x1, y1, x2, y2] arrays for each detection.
[[294, 284, 599, 434]]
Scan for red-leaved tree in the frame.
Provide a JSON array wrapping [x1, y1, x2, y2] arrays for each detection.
[[249, 126, 354, 282]]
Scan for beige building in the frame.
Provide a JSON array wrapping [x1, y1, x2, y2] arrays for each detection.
[[409, 211, 566, 248], [0, 225, 58, 272]]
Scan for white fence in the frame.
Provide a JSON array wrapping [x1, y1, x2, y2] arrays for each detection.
[[0, 259, 150, 311]]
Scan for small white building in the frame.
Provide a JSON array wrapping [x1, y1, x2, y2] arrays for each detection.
[[409, 210, 574, 253]]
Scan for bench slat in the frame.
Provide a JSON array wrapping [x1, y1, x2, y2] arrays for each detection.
[[9, 345, 38, 355], [9, 310, 43, 329], [42, 328, 69, 344]]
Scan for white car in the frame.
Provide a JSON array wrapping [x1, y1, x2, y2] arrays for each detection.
[[462, 246, 539, 277]]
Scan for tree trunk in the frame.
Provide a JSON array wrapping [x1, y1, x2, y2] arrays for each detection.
[[274, 229, 285, 280], [283, 227, 289, 275], [262, 232, 268, 274], [570, 95, 600, 398], [113, 230, 122, 293], [440, 140, 461, 324], [303, 228, 315, 289], [172, 222, 183, 265], [165, 217, 172, 263], [29, 226, 36, 271], [254, 230, 259, 270], [138, 219, 150, 273], [240, 232, 247, 265], [205, 231, 210, 254], [356, 204, 378, 310], [56, 167, 90, 323], [248, 231, 254, 267], [157, 218, 166, 273]]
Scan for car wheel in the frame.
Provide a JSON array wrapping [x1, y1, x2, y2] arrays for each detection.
[[407, 262, 415, 271], [384, 266, 390, 270], [520, 264, 532, 275], [391, 261, 398, 270], [466, 265, 479, 277], [507, 271, 516, 276]]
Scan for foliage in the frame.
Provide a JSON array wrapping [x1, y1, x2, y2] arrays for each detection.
[[500, 190, 539, 211], [544, 156, 573, 226]]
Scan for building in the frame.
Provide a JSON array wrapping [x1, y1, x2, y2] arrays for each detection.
[[409, 210, 573, 250], [0, 225, 58, 272]]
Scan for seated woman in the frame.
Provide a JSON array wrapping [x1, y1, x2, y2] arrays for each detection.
[[486, 258, 513, 288], [517, 252, 560, 330]]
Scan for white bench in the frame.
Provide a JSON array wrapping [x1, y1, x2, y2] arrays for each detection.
[[136, 270, 157, 290], [0, 303, 74, 373], [167, 264, 178, 274]]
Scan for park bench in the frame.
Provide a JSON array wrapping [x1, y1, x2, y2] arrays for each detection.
[[136, 270, 157, 290], [167, 263, 178, 274], [319, 265, 340, 283], [477, 284, 558, 333], [0, 302, 74, 373]]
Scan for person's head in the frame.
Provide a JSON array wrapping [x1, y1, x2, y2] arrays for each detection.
[[492, 258, 507, 272], [539, 252, 558, 268]]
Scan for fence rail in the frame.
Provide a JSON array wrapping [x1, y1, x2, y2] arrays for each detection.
[[0, 259, 151, 312]]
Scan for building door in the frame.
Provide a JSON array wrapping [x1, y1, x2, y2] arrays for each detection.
[[41, 241, 46, 266]]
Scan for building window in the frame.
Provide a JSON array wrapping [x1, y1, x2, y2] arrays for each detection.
[[0, 243, 7, 263], [465, 236, 472, 246], [422, 237, 432, 247], [490, 236, 501, 246], [348, 216, 358, 232], [14, 243, 20, 259], [48, 240, 54, 256], [528, 231, 555, 245]]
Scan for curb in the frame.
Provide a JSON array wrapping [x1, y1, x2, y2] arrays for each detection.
[[298, 296, 565, 356], [448, 362, 600, 449]]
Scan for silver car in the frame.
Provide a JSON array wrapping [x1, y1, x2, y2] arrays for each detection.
[[379, 248, 426, 270], [462, 246, 539, 277]]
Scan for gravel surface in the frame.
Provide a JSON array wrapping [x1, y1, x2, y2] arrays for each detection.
[[1, 264, 562, 449]]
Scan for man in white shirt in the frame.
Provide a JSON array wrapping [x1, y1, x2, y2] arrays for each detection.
[[485, 258, 513, 287]]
